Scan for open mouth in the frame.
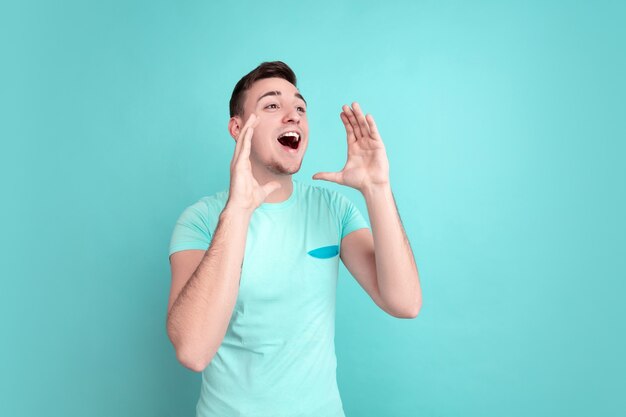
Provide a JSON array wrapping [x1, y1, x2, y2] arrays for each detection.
[[277, 131, 301, 150]]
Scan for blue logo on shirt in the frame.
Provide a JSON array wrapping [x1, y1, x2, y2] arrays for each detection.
[[307, 245, 339, 259]]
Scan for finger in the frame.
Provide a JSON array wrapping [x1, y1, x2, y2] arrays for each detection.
[[340, 112, 357, 143], [236, 114, 257, 141], [365, 114, 381, 140], [262, 181, 282, 197], [343, 104, 362, 139], [342, 104, 363, 139], [238, 122, 255, 162], [233, 127, 244, 161], [234, 116, 252, 157], [234, 114, 257, 160], [352, 102, 371, 138], [312, 171, 342, 184]]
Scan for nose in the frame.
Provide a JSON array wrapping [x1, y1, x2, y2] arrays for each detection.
[[282, 107, 301, 124]]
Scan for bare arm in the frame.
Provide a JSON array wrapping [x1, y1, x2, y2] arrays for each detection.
[[362, 184, 421, 317], [166, 207, 251, 372], [166, 113, 280, 372], [314, 102, 421, 318]]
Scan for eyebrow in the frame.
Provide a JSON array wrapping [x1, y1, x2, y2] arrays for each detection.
[[256, 90, 307, 105]]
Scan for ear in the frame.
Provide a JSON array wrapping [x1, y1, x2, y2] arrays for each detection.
[[228, 116, 243, 141]]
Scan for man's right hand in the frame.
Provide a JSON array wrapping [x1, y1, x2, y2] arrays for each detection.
[[226, 113, 281, 214]]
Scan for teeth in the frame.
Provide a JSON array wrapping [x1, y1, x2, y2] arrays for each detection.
[[278, 131, 300, 140]]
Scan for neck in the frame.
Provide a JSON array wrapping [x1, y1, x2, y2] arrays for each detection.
[[264, 178, 294, 203], [250, 165, 294, 203]]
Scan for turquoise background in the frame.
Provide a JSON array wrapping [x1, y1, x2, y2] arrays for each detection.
[[1, 1, 624, 416]]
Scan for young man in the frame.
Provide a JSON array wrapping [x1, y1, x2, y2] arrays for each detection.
[[167, 61, 421, 417]]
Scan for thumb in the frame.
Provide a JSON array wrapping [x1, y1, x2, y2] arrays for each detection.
[[261, 181, 282, 196], [312, 172, 342, 183]]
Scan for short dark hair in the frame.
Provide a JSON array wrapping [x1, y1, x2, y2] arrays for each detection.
[[229, 61, 297, 118]]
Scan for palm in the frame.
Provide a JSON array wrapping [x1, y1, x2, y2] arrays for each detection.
[[314, 102, 390, 191], [228, 114, 282, 212]]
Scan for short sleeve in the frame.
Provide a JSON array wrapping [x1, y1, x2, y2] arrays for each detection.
[[330, 190, 370, 239], [168, 202, 213, 257]]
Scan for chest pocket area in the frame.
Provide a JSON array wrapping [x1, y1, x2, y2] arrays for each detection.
[[308, 245, 339, 259]]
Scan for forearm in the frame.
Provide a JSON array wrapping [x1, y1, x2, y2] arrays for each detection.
[[167, 206, 251, 370], [362, 183, 421, 316]]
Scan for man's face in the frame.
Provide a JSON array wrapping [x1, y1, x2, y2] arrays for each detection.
[[237, 77, 309, 176]]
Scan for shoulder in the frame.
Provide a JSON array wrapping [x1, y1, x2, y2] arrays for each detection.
[[198, 189, 229, 212], [294, 180, 358, 221], [294, 179, 343, 205], [177, 189, 229, 223]]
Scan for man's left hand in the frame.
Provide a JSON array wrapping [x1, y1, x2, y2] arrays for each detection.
[[313, 102, 390, 193]]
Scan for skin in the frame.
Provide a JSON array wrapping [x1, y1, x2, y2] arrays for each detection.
[[167, 76, 422, 372], [227, 77, 309, 205]]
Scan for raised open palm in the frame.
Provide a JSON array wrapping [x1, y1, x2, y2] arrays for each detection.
[[313, 102, 390, 192]]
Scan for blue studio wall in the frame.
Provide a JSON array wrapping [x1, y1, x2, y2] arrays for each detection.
[[1, 1, 624, 416]]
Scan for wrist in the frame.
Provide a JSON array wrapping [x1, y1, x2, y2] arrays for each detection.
[[361, 181, 392, 200], [221, 204, 254, 221]]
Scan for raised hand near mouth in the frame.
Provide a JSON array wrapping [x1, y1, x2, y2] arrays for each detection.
[[313, 102, 390, 193], [226, 114, 282, 214]]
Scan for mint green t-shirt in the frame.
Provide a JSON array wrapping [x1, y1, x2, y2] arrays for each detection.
[[169, 180, 370, 417]]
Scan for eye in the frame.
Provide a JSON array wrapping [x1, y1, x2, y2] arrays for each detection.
[[297, 106, 306, 113], [265, 103, 279, 110]]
